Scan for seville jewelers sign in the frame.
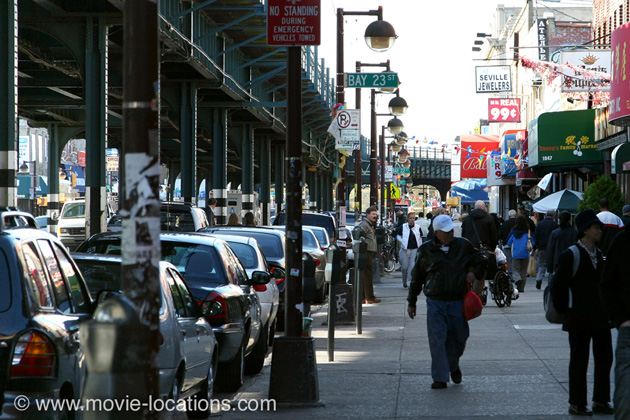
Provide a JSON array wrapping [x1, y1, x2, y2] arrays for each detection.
[[267, 0, 321, 46], [475, 66, 512, 93]]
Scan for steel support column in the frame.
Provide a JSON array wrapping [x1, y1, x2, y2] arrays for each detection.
[[85, 17, 108, 240], [259, 136, 271, 225], [47, 124, 61, 234], [273, 144, 284, 215], [0, 0, 17, 207], [180, 82, 197, 204], [212, 108, 228, 224], [241, 124, 254, 220]]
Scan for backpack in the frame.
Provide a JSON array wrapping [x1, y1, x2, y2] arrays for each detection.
[[543, 245, 579, 324]]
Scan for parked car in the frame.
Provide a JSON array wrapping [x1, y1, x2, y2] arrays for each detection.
[[268, 226, 327, 303], [72, 253, 218, 416], [306, 225, 332, 252], [106, 214, 122, 232], [160, 202, 209, 232], [273, 211, 337, 241], [207, 234, 279, 345], [57, 198, 114, 251], [76, 232, 268, 392], [35, 215, 48, 231], [0, 210, 95, 419]]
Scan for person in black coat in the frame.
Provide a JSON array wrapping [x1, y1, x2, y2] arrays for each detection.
[[546, 211, 578, 275], [461, 200, 498, 250], [550, 209, 613, 416], [600, 224, 630, 419], [533, 209, 558, 289]]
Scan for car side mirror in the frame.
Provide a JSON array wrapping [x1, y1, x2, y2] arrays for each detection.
[[250, 271, 270, 285], [271, 267, 285, 279], [52, 212, 59, 221]]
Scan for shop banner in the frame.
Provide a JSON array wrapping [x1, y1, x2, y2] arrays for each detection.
[[460, 135, 500, 178], [489, 98, 520, 122], [610, 23, 630, 125]]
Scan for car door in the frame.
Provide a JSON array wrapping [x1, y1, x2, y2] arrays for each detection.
[[164, 268, 210, 391]]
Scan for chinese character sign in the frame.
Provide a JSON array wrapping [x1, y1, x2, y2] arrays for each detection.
[[610, 22, 630, 125]]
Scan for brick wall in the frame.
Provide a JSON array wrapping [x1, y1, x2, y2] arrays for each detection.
[[593, 0, 628, 47]]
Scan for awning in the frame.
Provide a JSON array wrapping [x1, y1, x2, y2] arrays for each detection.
[[17, 175, 48, 199], [450, 179, 489, 204], [612, 141, 630, 174]]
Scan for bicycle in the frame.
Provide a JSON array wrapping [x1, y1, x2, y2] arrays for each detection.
[[380, 227, 397, 273], [481, 262, 519, 307]]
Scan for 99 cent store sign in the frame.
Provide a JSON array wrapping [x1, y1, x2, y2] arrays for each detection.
[[488, 98, 521, 123], [267, 0, 321, 46]]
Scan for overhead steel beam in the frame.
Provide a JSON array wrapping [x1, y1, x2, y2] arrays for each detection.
[[198, 101, 286, 108], [244, 65, 285, 88], [196, 11, 265, 40], [237, 49, 284, 70], [168, 0, 219, 20], [214, 33, 266, 59]]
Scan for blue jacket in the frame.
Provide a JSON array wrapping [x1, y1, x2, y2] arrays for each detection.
[[507, 229, 534, 259]]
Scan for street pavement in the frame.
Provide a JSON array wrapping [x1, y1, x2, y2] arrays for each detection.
[[213, 272, 619, 419]]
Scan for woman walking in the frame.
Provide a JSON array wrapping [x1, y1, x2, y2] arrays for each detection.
[[507, 215, 534, 292]]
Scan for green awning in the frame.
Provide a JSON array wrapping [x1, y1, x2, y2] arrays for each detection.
[[612, 141, 630, 174]]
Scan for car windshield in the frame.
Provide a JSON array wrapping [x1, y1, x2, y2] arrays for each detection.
[[162, 242, 226, 287], [74, 259, 122, 296], [107, 216, 122, 227], [161, 209, 195, 232], [226, 242, 258, 269], [311, 229, 329, 247], [62, 202, 85, 219], [302, 215, 334, 237], [302, 230, 318, 249], [212, 230, 283, 259]]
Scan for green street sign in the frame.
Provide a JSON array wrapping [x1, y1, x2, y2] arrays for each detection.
[[345, 72, 399, 89], [393, 167, 410, 175], [398, 180, 406, 185]]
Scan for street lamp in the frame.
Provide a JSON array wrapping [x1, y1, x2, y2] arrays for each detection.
[[387, 117, 404, 135], [19, 160, 37, 215], [364, 19, 397, 52], [388, 96, 408, 116]]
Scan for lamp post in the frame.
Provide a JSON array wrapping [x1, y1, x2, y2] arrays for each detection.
[[336, 6, 396, 231], [19, 161, 37, 215]]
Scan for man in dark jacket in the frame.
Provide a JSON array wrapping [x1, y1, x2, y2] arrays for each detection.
[[597, 198, 624, 256], [462, 200, 498, 251], [601, 225, 630, 419], [408, 215, 487, 390], [533, 209, 558, 289], [621, 204, 630, 227], [546, 211, 577, 275]]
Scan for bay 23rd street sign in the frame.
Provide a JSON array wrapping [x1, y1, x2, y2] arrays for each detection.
[[344, 72, 399, 89], [475, 66, 512, 93], [267, 0, 320, 46]]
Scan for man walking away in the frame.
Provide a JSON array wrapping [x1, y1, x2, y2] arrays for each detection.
[[417, 212, 430, 239], [357, 206, 381, 304], [597, 198, 624, 257], [462, 200, 498, 251], [621, 204, 630, 228], [407, 215, 488, 390], [206, 197, 217, 226], [601, 221, 630, 419], [499, 210, 518, 276], [546, 211, 577, 276], [396, 212, 421, 288], [533, 209, 558, 290]]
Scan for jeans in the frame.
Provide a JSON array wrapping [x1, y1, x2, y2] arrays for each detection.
[[399, 248, 418, 287], [426, 297, 470, 383], [568, 329, 613, 407], [535, 250, 548, 282], [615, 327, 630, 419]]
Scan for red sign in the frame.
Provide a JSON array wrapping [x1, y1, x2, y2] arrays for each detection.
[[267, 0, 321, 46], [488, 98, 521, 122], [610, 23, 630, 125], [460, 134, 499, 178], [78, 151, 86, 167]]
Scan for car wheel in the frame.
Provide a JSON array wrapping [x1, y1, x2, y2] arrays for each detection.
[[170, 374, 180, 401], [244, 325, 268, 375], [217, 343, 244, 393], [187, 355, 217, 419]]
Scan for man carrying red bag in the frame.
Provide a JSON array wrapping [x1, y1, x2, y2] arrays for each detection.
[[407, 214, 488, 390]]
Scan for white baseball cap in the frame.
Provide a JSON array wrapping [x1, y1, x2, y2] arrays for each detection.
[[433, 214, 455, 232]]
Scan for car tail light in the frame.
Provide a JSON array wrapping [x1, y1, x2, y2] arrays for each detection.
[[314, 259, 321, 266], [321, 246, 326, 251], [253, 284, 267, 292], [11, 331, 56, 377], [203, 291, 228, 325]]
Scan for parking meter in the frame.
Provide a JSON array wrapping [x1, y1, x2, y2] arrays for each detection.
[[325, 244, 344, 284], [353, 237, 368, 270], [80, 295, 151, 407], [302, 253, 317, 303], [375, 226, 386, 245]]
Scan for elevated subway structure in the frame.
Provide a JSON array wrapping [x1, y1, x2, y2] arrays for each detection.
[[0, 0, 337, 236]]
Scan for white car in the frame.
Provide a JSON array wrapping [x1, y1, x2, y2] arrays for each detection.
[[206, 234, 280, 345]]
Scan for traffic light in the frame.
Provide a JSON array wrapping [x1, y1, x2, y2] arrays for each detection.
[[71, 172, 77, 187]]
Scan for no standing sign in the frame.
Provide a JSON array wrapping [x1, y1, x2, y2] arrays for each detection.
[[267, 0, 321, 46]]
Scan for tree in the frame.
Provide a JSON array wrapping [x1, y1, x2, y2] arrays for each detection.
[[577, 175, 624, 216]]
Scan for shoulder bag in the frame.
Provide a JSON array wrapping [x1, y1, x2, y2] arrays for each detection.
[[472, 219, 496, 279], [543, 245, 578, 324]]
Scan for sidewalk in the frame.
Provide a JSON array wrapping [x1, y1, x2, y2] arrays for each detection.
[[215, 273, 618, 419]]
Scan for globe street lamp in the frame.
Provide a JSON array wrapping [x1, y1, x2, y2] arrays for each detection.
[[388, 96, 408, 116], [387, 117, 404, 135], [364, 19, 397, 52]]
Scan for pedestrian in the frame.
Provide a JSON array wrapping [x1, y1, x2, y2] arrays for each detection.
[[227, 212, 240, 226], [407, 215, 488, 390], [395, 207, 406, 229], [417, 212, 430, 238], [533, 209, 558, 290], [621, 204, 630, 227], [452, 213, 463, 238], [357, 206, 381, 304], [551, 209, 613, 416], [519, 205, 537, 232], [462, 200, 499, 251], [600, 217, 630, 419], [206, 197, 217, 227], [499, 209, 518, 276], [243, 211, 256, 226], [597, 198, 624, 256], [506, 215, 534, 292], [546, 211, 578, 275], [396, 212, 421, 289], [427, 207, 447, 241]]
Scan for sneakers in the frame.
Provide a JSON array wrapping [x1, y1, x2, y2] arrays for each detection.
[[568, 405, 593, 416], [592, 402, 614, 414], [366, 298, 381, 304], [536, 280, 542, 290], [431, 381, 447, 389], [450, 369, 462, 384]]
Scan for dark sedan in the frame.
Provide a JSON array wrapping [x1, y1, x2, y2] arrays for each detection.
[[76, 232, 269, 392]]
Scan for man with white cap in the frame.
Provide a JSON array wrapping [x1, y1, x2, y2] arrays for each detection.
[[407, 214, 488, 390]]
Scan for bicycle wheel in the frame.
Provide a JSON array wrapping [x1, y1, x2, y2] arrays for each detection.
[[383, 250, 396, 273], [493, 271, 511, 308]]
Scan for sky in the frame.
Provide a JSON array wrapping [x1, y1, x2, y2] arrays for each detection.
[[314, 0, 531, 146]]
